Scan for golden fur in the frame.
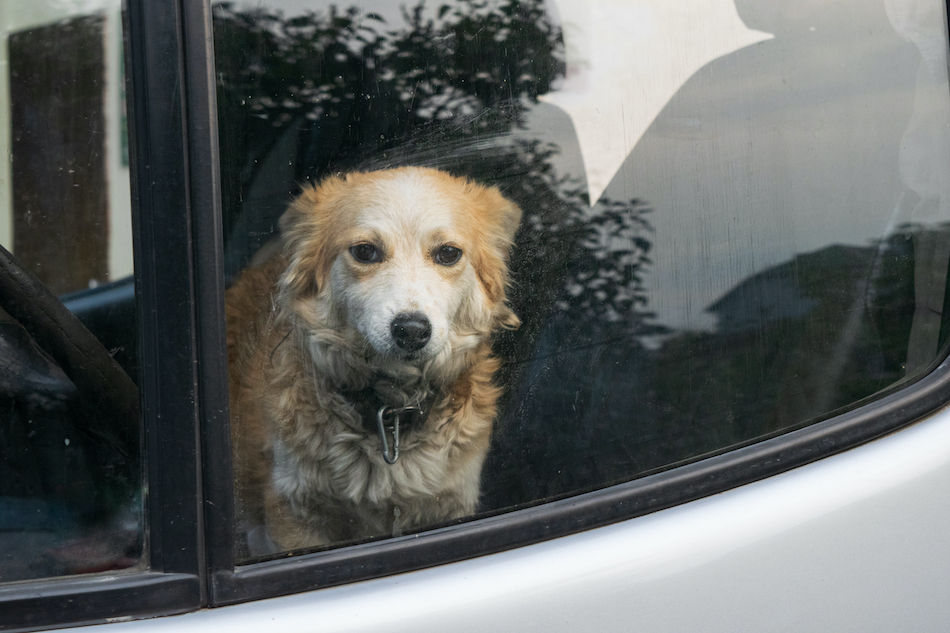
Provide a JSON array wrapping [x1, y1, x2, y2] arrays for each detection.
[[226, 167, 521, 552]]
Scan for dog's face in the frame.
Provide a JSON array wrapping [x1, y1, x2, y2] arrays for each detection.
[[279, 168, 521, 371]]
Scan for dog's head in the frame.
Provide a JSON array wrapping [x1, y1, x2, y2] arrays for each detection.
[[278, 167, 521, 372]]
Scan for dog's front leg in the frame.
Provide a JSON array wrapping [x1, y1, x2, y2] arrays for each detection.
[[263, 486, 331, 551]]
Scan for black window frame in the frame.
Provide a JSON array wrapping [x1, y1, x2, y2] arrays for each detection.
[[3, 0, 950, 628], [1, 0, 206, 628]]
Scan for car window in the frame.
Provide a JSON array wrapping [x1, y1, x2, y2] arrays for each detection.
[[214, 0, 950, 560], [0, 0, 142, 583]]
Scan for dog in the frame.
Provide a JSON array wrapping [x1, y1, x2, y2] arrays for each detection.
[[226, 167, 521, 553]]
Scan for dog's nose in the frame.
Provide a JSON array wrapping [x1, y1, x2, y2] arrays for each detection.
[[390, 312, 431, 352]]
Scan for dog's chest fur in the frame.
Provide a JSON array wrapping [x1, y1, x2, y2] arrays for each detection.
[[270, 347, 486, 536]]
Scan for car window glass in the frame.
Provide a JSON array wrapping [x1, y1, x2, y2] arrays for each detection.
[[214, 0, 950, 560], [0, 0, 142, 583]]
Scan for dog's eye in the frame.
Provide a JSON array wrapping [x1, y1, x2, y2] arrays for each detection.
[[349, 243, 383, 263], [434, 245, 463, 266]]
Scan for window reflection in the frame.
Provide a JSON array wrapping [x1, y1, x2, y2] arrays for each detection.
[[215, 0, 950, 557], [2, 3, 133, 294], [0, 0, 142, 583]]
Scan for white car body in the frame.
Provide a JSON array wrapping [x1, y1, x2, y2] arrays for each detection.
[[83, 398, 950, 632]]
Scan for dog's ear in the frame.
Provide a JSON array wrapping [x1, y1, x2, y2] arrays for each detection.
[[278, 176, 346, 299], [469, 185, 522, 322], [494, 303, 521, 330]]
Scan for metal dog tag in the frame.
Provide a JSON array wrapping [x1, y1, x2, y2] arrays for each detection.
[[376, 405, 423, 465]]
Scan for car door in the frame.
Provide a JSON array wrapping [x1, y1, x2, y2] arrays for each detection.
[[4, 0, 950, 630]]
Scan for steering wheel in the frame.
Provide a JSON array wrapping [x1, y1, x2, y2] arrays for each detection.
[[0, 242, 139, 458]]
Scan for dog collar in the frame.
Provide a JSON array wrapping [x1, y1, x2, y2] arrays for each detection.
[[340, 382, 435, 465]]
